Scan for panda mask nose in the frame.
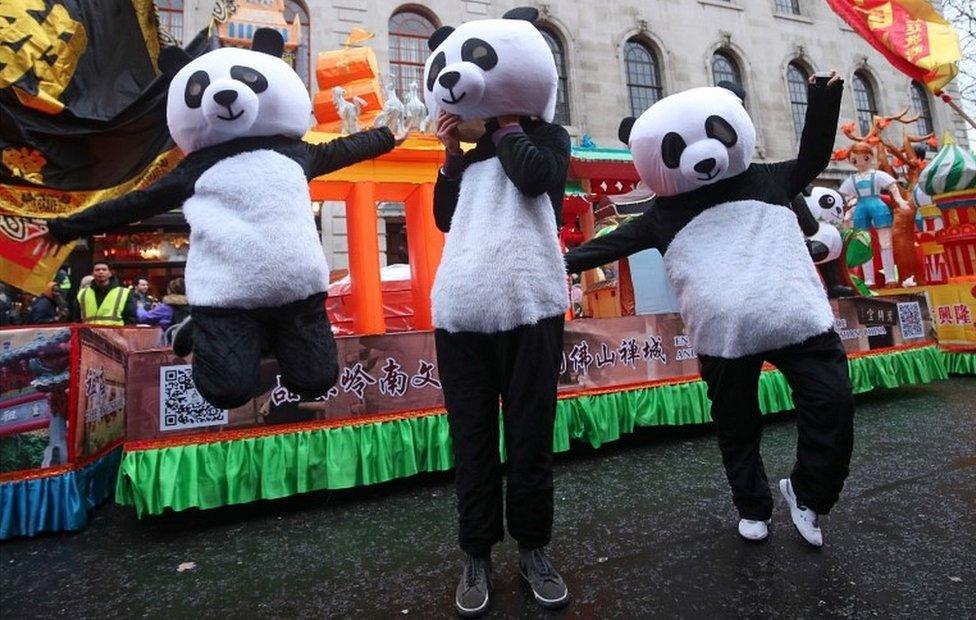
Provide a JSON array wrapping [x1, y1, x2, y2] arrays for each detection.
[[213, 89, 239, 107], [438, 71, 461, 90], [694, 158, 717, 174]]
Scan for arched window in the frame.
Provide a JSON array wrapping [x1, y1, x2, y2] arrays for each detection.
[[624, 38, 663, 116], [156, 0, 184, 43], [284, 0, 311, 89], [775, 0, 801, 15], [787, 62, 809, 138], [852, 71, 879, 134], [910, 81, 934, 137], [538, 26, 570, 125], [711, 50, 742, 91], [389, 9, 438, 97]]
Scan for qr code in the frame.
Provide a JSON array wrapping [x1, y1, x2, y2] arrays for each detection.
[[159, 365, 228, 431], [897, 302, 925, 340]]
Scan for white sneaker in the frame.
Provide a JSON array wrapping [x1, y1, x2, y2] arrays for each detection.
[[779, 478, 823, 548], [737, 519, 769, 542]]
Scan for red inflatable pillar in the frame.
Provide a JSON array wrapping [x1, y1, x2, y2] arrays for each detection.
[[405, 182, 444, 330], [346, 181, 385, 335]]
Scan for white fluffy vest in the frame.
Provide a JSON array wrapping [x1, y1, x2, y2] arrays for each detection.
[[183, 150, 329, 309], [664, 200, 834, 358], [431, 158, 568, 333]]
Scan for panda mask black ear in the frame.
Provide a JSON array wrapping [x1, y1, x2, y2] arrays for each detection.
[[159, 46, 192, 78], [428, 26, 455, 51], [618, 117, 637, 145], [802, 185, 814, 197], [503, 7, 540, 21], [252, 28, 284, 57], [717, 80, 746, 104]]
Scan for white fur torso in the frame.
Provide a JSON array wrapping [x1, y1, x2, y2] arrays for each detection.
[[431, 158, 568, 333], [664, 200, 834, 358], [183, 150, 329, 309]]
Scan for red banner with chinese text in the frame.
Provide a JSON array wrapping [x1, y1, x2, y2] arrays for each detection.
[[826, 0, 961, 92]]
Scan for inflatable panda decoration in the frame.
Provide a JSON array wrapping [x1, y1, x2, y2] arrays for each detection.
[[793, 186, 854, 298], [566, 78, 856, 524], [46, 29, 397, 409]]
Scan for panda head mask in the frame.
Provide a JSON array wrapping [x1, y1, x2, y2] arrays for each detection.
[[422, 7, 558, 123], [621, 86, 756, 197], [804, 186, 844, 225], [160, 29, 311, 154]]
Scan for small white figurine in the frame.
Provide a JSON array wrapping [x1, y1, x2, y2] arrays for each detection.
[[404, 81, 429, 133], [374, 75, 405, 135], [332, 86, 367, 135]]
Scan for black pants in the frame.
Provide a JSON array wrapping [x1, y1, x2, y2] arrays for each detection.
[[435, 314, 565, 557], [698, 330, 854, 520], [190, 292, 339, 410]]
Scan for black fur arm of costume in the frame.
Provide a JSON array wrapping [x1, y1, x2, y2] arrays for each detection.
[[789, 195, 820, 237], [433, 172, 460, 233], [304, 126, 396, 178], [564, 211, 660, 274], [785, 79, 844, 196], [495, 122, 571, 198], [46, 166, 195, 244]]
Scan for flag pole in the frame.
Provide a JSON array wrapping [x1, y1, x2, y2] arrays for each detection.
[[937, 91, 976, 132]]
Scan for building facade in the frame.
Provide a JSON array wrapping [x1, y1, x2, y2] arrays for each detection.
[[162, 0, 971, 270]]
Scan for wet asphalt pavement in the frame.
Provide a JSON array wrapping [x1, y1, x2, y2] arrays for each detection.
[[2, 378, 975, 619]]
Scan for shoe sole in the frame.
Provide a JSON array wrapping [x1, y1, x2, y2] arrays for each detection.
[[519, 569, 570, 610], [738, 531, 769, 543], [779, 480, 823, 549], [455, 593, 490, 618]]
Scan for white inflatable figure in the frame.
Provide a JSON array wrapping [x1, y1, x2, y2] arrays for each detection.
[[797, 186, 854, 298], [333, 86, 367, 135], [403, 81, 428, 132], [374, 75, 405, 135]]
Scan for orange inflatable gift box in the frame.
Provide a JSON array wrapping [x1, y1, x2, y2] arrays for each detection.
[[313, 45, 384, 130]]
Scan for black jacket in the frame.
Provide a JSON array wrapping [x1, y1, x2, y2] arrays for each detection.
[[433, 118, 571, 233], [47, 128, 396, 243]]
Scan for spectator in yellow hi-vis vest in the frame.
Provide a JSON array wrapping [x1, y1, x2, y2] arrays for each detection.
[[77, 263, 137, 326]]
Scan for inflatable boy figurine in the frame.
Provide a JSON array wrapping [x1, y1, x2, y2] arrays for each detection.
[[839, 142, 911, 287]]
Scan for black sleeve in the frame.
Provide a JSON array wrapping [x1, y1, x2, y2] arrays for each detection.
[[777, 79, 844, 196], [789, 195, 820, 237], [495, 123, 571, 198], [433, 172, 461, 233], [122, 293, 138, 325], [564, 211, 660, 274], [46, 163, 196, 244], [304, 127, 396, 178]]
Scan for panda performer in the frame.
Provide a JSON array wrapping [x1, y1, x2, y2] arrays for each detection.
[[424, 8, 571, 616], [794, 186, 855, 299], [39, 30, 402, 409], [566, 74, 854, 548]]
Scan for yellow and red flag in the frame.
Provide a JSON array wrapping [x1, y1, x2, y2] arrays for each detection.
[[827, 0, 962, 92]]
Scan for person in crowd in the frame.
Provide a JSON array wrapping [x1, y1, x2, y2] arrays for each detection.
[[78, 263, 137, 325], [27, 282, 69, 324], [131, 276, 156, 309], [0, 284, 15, 326], [137, 277, 189, 331]]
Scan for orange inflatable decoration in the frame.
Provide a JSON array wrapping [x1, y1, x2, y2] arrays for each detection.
[[313, 32, 384, 132]]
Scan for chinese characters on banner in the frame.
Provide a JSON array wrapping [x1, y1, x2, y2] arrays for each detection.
[[134, 296, 934, 443]]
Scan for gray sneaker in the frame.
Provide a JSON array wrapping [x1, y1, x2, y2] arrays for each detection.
[[455, 555, 492, 618], [519, 548, 569, 610]]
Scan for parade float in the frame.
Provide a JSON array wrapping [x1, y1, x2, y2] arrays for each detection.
[[877, 134, 976, 374], [0, 3, 963, 539]]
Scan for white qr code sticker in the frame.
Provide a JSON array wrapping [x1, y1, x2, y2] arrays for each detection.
[[159, 365, 228, 431], [897, 301, 925, 340]]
